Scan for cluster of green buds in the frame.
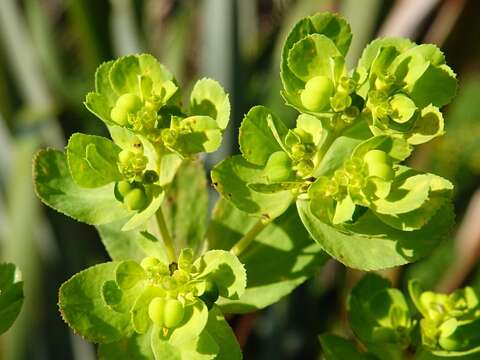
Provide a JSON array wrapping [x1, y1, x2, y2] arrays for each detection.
[[86, 54, 230, 159], [309, 146, 396, 224], [280, 12, 367, 132], [357, 39, 456, 145], [410, 281, 480, 352], [348, 274, 415, 352], [35, 54, 230, 232], [101, 249, 245, 339]]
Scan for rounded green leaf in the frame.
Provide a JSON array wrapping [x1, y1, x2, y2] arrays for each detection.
[[190, 78, 230, 130], [67, 133, 123, 188], [287, 34, 341, 82], [297, 199, 454, 270], [211, 155, 294, 219], [59, 262, 133, 343], [194, 250, 246, 300], [34, 149, 131, 225], [239, 106, 289, 166]]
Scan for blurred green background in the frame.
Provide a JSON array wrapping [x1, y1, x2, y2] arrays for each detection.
[[0, 0, 480, 359]]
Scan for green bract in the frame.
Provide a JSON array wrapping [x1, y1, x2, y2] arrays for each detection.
[[59, 249, 245, 359], [213, 12, 456, 270]]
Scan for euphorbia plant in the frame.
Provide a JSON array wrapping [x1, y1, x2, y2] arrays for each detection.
[[32, 12, 459, 359]]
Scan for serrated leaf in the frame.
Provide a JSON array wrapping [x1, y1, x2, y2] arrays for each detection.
[[239, 106, 289, 166], [287, 34, 341, 82], [67, 133, 122, 188], [211, 155, 293, 219], [194, 250, 246, 300], [297, 199, 454, 270], [59, 262, 133, 343], [151, 325, 218, 360], [205, 306, 242, 360], [96, 219, 168, 263], [320, 334, 378, 360], [116, 261, 146, 290], [85, 61, 116, 124], [348, 274, 410, 347], [372, 167, 453, 230], [407, 105, 445, 145], [357, 37, 415, 73], [207, 199, 328, 313], [98, 331, 154, 360], [161, 159, 208, 253], [0, 263, 23, 335], [34, 149, 131, 225], [190, 78, 230, 130]]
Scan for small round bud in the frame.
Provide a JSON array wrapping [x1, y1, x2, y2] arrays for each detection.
[[164, 299, 185, 328], [363, 150, 394, 180], [110, 106, 129, 126], [148, 297, 166, 326], [116, 180, 133, 198], [124, 188, 148, 211], [116, 93, 142, 113], [300, 76, 334, 112]]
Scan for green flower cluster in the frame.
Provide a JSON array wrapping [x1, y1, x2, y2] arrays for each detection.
[[212, 12, 457, 271], [83, 249, 246, 356], [410, 281, 480, 352], [320, 274, 480, 360], [35, 54, 230, 231]]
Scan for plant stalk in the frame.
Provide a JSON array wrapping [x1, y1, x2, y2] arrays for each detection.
[[230, 219, 269, 257], [155, 208, 176, 263]]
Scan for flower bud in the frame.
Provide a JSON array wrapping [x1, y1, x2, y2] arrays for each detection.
[[164, 299, 185, 328], [116, 93, 142, 113], [300, 76, 334, 112], [124, 188, 148, 211], [110, 106, 129, 126], [148, 297, 166, 326]]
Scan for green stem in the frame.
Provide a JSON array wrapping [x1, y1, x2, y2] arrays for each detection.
[[230, 219, 269, 256], [155, 208, 176, 263]]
